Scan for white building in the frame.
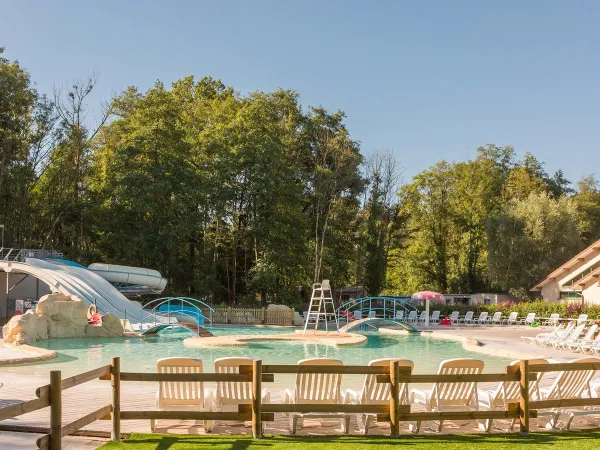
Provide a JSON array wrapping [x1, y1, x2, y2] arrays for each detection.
[[532, 239, 600, 304]]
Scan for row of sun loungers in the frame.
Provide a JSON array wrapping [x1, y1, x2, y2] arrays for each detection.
[[151, 356, 600, 434], [523, 318, 600, 355], [395, 310, 550, 325]]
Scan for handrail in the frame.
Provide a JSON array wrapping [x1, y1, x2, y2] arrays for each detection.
[[336, 296, 419, 326]]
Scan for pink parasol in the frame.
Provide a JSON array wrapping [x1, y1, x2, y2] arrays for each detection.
[[411, 291, 445, 301], [412, 291, 446, 326]]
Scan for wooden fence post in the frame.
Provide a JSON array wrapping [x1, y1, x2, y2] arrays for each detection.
[[252, 359, 263, 438], [519, 359, 530, 437], [111, 357, 121, 441], [291, 308, 295, 326], [227, 307, 232, 324], [261, 308, 266, 325], [50, 371, 62, 450], [389, 360, 400, 437]]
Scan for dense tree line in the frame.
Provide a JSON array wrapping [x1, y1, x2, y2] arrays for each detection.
[[2, 48, 599, 305], [386, 146, 600, 300]]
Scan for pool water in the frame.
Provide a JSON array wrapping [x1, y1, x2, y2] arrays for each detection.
[[3, 326, 512, 379]]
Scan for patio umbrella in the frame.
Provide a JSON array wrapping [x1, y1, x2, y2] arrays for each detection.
[[411, 291, 446, 327]]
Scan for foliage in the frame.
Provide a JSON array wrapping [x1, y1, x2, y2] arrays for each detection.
[[487, 193, 582, 294], [4, 45, 600, 309]]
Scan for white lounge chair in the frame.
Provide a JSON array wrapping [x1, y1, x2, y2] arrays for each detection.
[[343, 359, 414, 434], [478, 359, 549, 431], [566, 325, 598, 353], [282, 358, 349, 434], [395, 310, 404, 321], [418, 311, 427, 322], [519, 312, 537, 325], [449, 311, 460, 322], [503, 312, 518, 325], [354, 311, 363, 320], [430, 311, 441, 323], [476, 312, 489, 324], [551, 323, 587, 349], [534, 322, 575, 347], [409, 358, 484, 433], [151, 357, 212, 432], [213, 357, 270, 431], [406, 311, 418, 322], [580, 332, 600, 354], [577, 314, 589, 325], [368, 311, 377, 319], [489, 312, 503, 325], [542, 313, 560, 327], [539, 357, 600, 430], [459, 311, 474, 323]]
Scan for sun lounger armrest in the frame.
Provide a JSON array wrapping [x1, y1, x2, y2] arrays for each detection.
[[282, 388, 296, 405], [342, 388, 360, 405], [409, 388, 430, 405]]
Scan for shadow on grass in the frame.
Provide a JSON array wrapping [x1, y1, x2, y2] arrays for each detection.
[[112, 430, 600, 450]]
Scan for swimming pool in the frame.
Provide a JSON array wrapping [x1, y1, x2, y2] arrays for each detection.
[[3, 326, 512, 379]]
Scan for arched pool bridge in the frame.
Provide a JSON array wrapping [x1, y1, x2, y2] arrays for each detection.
[[140, 297, 214, 336], [336, 296, 420, 333]]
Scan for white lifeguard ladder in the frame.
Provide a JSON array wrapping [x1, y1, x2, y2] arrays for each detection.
[[303, 280, 340, 335]]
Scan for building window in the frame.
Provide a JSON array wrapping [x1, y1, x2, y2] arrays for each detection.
[[484, 298, 491, 305]]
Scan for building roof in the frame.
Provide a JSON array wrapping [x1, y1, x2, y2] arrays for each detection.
[[570, 266, 600, 290], [532, 238, 600, 291]]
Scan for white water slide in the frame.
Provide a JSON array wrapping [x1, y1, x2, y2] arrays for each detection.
[[21, 258, 152, 324], [88, 263, 167, 293]]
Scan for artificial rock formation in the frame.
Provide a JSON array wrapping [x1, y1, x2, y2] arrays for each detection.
[[2, 292, 124, 346]]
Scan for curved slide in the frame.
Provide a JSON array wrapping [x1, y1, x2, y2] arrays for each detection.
[[88, 263, 167, 293], [22, 258, 151, 324]]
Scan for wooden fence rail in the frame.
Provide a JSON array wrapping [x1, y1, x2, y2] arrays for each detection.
[[3, 358, 600, 447], [204, 307, 295, 326]]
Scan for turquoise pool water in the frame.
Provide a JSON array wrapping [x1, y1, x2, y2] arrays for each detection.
[[2, 326, 512, 379]]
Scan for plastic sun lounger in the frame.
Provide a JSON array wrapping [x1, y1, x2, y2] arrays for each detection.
[[343, 359, 414, 434], [152, 358, 213, 432], [459, 311, 474, 323], [489, 312, 503, 325], [538, 357, 600, 430], [282, 358, 349, 434], [478, 359, 549, 431], [503, 312, 518, 325], [566, 325, 598, 353], [213, 357, 270, 432], [449, 311, 460, 322], [519, 313, 536, 325], [409, 358, 484, 433], [552, 323, 587, 349], [535, 322, 576, 347], [542, 314, 560, 326]]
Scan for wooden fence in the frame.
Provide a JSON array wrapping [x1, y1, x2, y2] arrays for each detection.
[[3, 358, 600, 449], [203, 307, 295, 325]]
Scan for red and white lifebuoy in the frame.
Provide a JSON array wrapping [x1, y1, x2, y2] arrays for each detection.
[[87, 304, 102, 325]]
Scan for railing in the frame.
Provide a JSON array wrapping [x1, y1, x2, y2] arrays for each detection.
[[336, 296, 419, 327], [204, 307, 295, 326], [4, 359, 600, 448], [0, 248, 64, 262]]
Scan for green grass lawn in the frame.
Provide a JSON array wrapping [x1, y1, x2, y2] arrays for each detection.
[[99, 431, 600, 449]]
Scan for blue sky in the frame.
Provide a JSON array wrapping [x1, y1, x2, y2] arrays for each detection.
[[2, 0, 599, 184]]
